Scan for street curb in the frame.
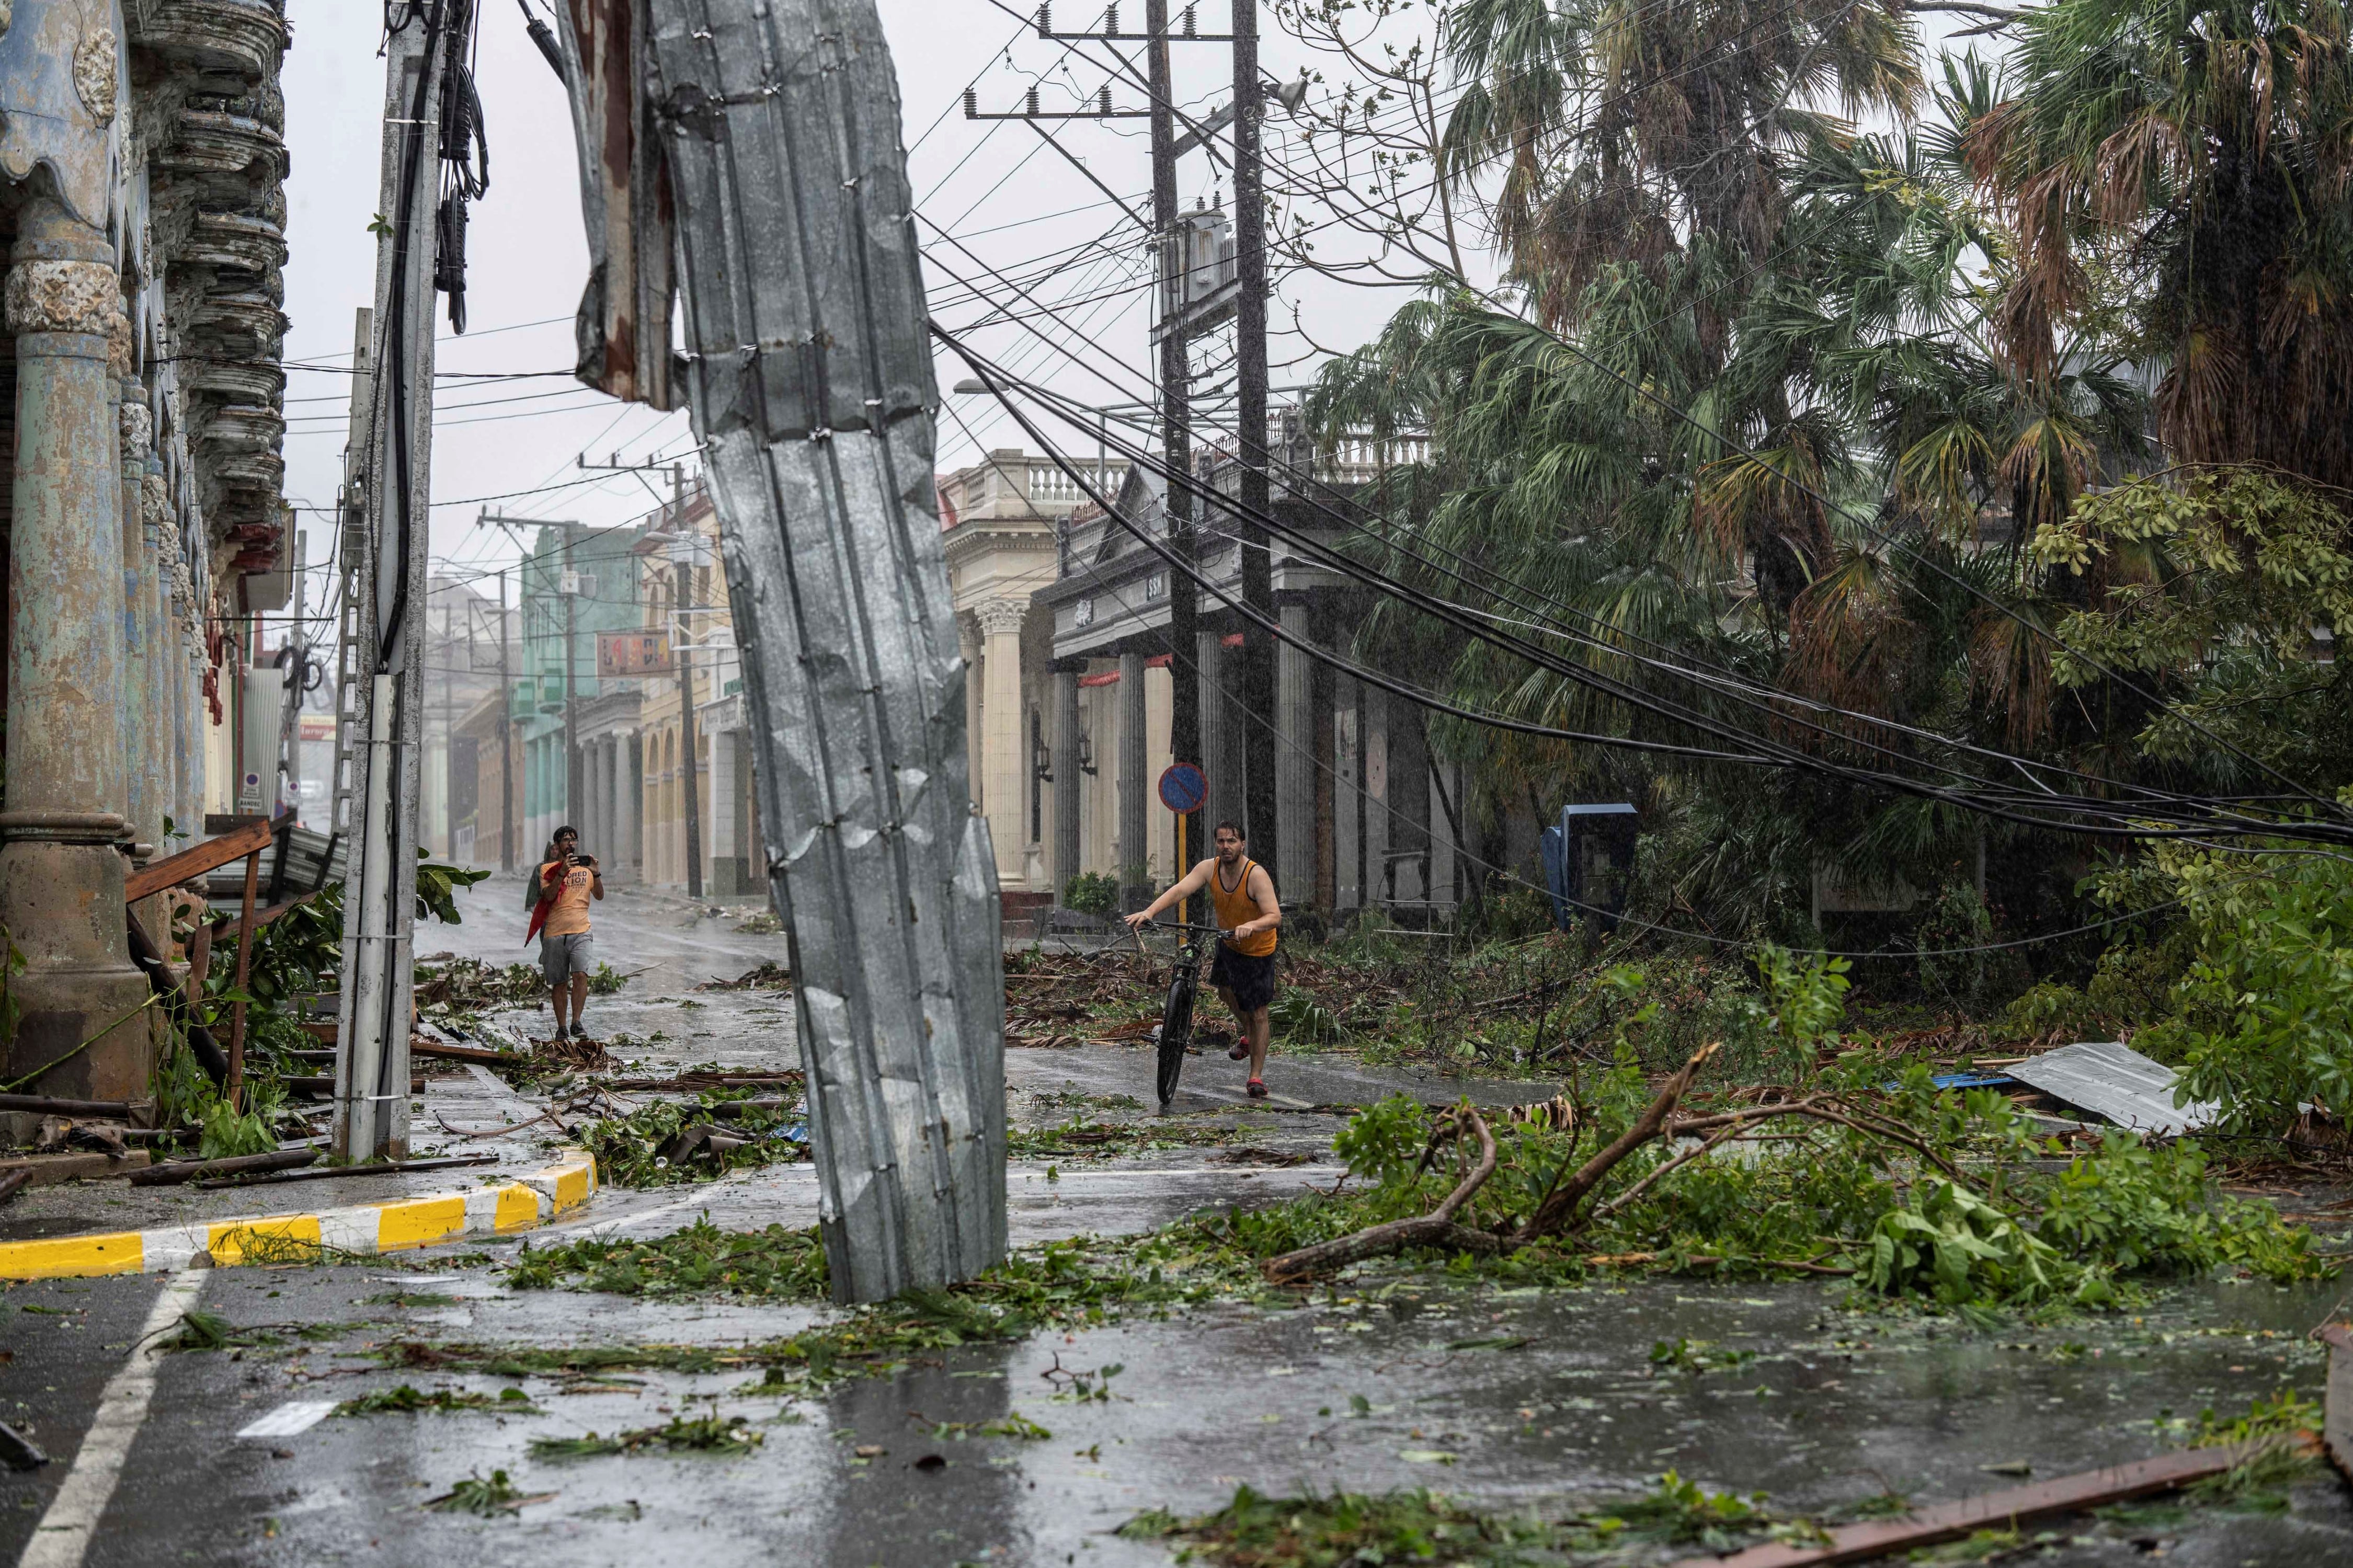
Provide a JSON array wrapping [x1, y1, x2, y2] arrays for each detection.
[[0, 1151, 598, 1280]]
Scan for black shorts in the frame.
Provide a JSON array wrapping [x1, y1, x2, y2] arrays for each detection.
[[1209, 943, 1277, 1013]]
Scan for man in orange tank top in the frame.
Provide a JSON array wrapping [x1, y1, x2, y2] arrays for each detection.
[[1127, 820, 1282, 1097]]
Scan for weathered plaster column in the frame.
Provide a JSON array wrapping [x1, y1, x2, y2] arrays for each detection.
[[1117, 650, 1147, 907], [0, 200, 152, 1099], [145, 457, 179, 839], [619, 734, 642, 883], [1363, 686, 1390, 910], [958, 614, 984, 819], [706, 730, 737, 894], [1333, 673, 1361, 914], [977, 601, 1029, 892], [1052, 668, 1080, 900], [1276, 602, 1315, 908], [118, 387, 151, 845], [1196, 628, 1232, 826]]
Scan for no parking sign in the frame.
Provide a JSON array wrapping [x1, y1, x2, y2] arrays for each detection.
[[1157, 763, 1206, 814]]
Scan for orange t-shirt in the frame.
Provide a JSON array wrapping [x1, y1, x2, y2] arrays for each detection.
[[1208, 856, 1277, 957], [539, 862, 596, 936]]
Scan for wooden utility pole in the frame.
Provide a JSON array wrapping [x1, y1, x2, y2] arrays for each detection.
[[1145, 0, 1200, 849], [1233, 0, 1278, 872]]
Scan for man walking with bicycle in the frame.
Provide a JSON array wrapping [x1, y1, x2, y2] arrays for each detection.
[[1126, 820, 1282, 1098]]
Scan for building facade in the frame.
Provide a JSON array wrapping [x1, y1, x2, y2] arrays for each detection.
[[1026, 418, 1468, 925], [0, 0, 295, 1098], [938, 446, 1129, 921]]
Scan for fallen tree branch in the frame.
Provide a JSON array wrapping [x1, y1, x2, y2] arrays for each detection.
[[1262, 1106, 1502, 1284], [1514, 1041, 1719, 1241]]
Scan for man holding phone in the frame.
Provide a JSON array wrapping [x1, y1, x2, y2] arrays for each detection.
[[529, 824, 604, 1039]]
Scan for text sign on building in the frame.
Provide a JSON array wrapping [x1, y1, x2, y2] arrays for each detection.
[[597, 630, 672, 677]]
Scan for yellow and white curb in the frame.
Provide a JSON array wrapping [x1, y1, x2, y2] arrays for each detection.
[[0, 1151, 597, 1280]]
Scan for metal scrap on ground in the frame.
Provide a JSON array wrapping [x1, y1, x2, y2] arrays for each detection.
[[2007, 1040, 2217, 1136]]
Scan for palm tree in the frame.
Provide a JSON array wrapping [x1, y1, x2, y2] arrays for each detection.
[[1967, 0, 2353, 490]]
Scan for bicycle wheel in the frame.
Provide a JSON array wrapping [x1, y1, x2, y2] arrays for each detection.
[[1157, 962, 1197, 1106]]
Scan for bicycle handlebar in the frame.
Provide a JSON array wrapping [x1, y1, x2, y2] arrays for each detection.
[[1143, 919, 1226, 936]]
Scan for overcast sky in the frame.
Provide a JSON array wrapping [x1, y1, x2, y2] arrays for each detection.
[[277, 2, 1390, 626], [277, 3, 1969, 627]]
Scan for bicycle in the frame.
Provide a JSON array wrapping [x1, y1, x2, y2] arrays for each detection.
[[1144, 920, 1225, 1108]]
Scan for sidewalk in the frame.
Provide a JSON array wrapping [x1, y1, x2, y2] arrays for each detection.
[[0, 1063, 598, 1278]]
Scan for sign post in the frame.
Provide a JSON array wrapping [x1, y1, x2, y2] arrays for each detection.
[[1157, 762, 1208, 926]]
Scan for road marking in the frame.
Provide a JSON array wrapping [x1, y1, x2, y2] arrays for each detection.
[[235, 1400, 337, 1440], [20, 1268, 207, 1568]]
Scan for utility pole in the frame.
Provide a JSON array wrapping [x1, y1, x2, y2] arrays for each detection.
[[336, 3, 450, 1163], [562, 527, 579, 842], [673, 464, 704, 900], [1233, 0, 1277, 875], [1146, 0, 1200, 860], [496, 566, 512, 871]]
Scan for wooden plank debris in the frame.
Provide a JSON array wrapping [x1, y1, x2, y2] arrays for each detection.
[[1664, 1436, 2317, 1568], [122, 816, 275, 903], [129, 1149, 318, 1187]]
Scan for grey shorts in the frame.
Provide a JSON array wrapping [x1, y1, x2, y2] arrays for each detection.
[[540, 931, 594, 987]]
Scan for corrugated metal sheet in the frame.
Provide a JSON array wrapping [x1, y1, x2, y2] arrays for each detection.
[[2008, 1040, 2217, 1137], [557, 0, 675, 409], [642, 0, 1006, 1303]]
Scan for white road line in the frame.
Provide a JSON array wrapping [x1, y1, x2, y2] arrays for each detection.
[[20, 1268, 208, 1568]]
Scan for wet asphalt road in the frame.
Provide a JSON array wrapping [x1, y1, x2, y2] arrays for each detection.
[[4, 1263, 2349, 1566], [2, 878, 2349, 1565]]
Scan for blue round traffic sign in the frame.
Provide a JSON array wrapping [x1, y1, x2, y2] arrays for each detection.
[[1157, 762, 1207, 814]]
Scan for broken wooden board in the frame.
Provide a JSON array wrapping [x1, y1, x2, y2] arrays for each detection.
[[123, 816, 274, 902], [2006, 1040, 2217, 1135], [1665, 1435, 2315, 1568]]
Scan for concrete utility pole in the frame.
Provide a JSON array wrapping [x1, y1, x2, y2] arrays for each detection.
[[336, 4, 451, 1163], [1233, 0, 1279, 877], [563, 527, 580, 841], [497, 568, 513, 871]]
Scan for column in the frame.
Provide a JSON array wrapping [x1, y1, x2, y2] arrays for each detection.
[[604, 738, 621, 872], [959, 613, 983, 819], [1196, 628, 1232, 829], [1390, 704, 1432, 909], [1364, 686, 1390, 911], [708, 730, 738, 895], [620, 733, 642, 883], [1275, 602, 1315, 907], [1052, 668, 1080, 901], [0, 199, 151, 1100], [1116, 649, 1146, 907], [976, 601, 1027, 891], [118, 385, 151, 846], [1333, 673, 1361, 914]]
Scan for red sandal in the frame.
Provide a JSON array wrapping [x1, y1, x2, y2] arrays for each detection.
[[1228, 1041, 1250, 1061], [1247, 1078, 1269, 1099]]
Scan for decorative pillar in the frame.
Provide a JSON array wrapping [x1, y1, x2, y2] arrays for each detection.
[[1276, 602, 1315, 907], [707, 730, 737, 894], [1052, 668, 1080, 901], [1333, 673, 1361, 914], [620, 733, 643, 883], [118, 387, 150, 845], [977, 601, 1029, 891], [1364, 686, 1390, 911], [1117, 649, 1147, 907], [1197, 628, 1232, 828], [0, 200, 151, 1100], [959, 613, 983, 819]]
